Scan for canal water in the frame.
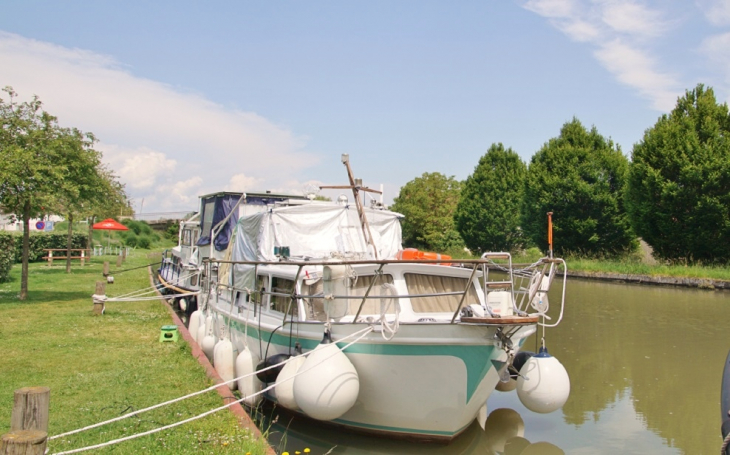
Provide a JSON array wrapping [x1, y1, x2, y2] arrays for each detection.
[[259, 277, 729, 455]]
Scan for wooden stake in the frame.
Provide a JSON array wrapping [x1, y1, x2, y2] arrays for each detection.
[[103, 261, 109, 277], [10, 387, 49, 432], [116, 255, 122, 268], [0, 430, 47, 455], [93, 281, 106, 315], [122, 248, 127, 263]]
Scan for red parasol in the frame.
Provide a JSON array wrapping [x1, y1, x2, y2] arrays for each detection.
[[92, 218, 129, 231], [92, 218, 129, 250]]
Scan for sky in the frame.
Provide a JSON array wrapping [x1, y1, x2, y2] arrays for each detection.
[[1, 1, 729, 214]]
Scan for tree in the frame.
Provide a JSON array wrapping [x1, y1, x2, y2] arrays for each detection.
[[390, 172, 464, 252], [0, 87, 64, 299], [625, 84, 730, 263], [522, 118, 636, 257], [0, 87, 126, 297], [48, 127, 129, 272], [454, 144, 527, 254]]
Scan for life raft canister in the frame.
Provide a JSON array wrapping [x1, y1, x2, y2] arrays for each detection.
[[396, 248, 452, 265]]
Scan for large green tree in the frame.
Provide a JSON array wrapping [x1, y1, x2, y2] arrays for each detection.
[[0, 87, 125, 296], [454, 144, 527, 254], [390, 172, 463, 252], [522, 118, 636, 257], [0, 87, 64, 299], [625, 84, 730, 263]]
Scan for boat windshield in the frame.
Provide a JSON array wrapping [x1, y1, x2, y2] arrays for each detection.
[[404, 273, 480, 313]]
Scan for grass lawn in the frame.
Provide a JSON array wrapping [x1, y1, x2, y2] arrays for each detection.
[[0, 251, 271, 454]]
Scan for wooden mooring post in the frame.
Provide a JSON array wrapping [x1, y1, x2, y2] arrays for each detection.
[[103, 261, 109, 277], [93, 281, 106, 315], [116, 254, 122, 268], [1, 387, 49, 455]]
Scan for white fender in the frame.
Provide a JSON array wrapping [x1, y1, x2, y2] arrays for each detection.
[[275, 355, 307, 410], [213, 339, 237, 390], [179, 297, 188, 313], [188, 310, 202, 343], [196, 320, 207, 347], [517, 349, 570, 413], [235, 347, 263, 406], [201, 316, 216, 362], [294, 342, 359, 420]]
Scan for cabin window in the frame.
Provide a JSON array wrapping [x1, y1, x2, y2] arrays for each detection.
[[301, 274, 394, 321], [200, 200, 216, 240], [404, 273, 480, 313], [182, 229, 193, 246], [270, 277, 298, 317]]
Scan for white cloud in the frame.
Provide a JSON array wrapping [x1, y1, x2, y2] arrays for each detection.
[[600, 0, 669, 38], [523, 0, 576, 18], [225, 173, 264, 192], [700, 32, 730, 95], [0, 31, 319, 212], [101, 144, 176, 190], [594, 39, 679, 111], [521, 0, 682, 111], [696, 0, 730, 26]]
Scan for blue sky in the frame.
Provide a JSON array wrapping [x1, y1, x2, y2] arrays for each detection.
[[1, 1, 729, 213]]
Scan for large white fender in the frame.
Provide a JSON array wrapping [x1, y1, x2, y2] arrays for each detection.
[[275, 355, 307, 410], [200, 315, 216, 361], [235, 347, 263, 406], [516, 347, 570, 413], [213, 339, 237, 390], [293, 338, 359, 421], [188, 310, 202, 343]]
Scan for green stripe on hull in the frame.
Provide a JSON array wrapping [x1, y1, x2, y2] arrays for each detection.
[[228, 318, 501, 402]]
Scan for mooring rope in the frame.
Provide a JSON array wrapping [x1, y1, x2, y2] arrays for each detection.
[[721, 430, 730, 455], [109, 261, 162, 275], [48, 325, 374, 453], [100, 269, 199, 302]]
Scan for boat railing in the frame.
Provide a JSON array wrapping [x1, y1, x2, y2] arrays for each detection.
[[204, 256, 566, 326]]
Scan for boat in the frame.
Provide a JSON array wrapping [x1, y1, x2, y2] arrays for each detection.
[[158, 190, 308, 314], [158, 155, 571, 442]]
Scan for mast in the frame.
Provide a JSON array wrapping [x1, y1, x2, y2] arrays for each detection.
[[319, 154, 382, 259]]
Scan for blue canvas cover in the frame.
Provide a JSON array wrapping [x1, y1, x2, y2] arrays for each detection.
[[196, 194, 241, 251]]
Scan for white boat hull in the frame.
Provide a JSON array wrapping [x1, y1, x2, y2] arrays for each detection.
[[209, 299, 535, 441]]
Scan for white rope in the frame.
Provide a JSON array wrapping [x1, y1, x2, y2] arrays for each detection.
[[49, 326, 374, 455], [49, 325, 374, 443], [105, 291, 200, 303], [378, 283, 399, 341]]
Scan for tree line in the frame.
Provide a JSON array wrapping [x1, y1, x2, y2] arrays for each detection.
[[391, 84, 730, 265], [0, 87, 129, 300]]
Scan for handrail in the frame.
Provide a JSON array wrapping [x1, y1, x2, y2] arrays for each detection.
[[206, 255, 566, 325]]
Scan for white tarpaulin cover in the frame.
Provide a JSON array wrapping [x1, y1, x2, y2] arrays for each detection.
[[230, 203, 403, 289]]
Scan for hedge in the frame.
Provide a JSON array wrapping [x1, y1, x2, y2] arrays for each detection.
[[0, 232, 14, 283], [13, 233, 88, 263]]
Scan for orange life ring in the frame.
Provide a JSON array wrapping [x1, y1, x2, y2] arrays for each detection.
[[396, 248, 452, 265]]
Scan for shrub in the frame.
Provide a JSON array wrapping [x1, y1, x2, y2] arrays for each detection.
[[137, 236, 152, 249], [125, 233, 138, 247], [13, 233, 88, 263], [0, 232, 14, 282]]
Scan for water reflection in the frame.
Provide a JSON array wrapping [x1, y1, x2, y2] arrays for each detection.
[[173, 277, 729, 453], [259, 278, 728, 454], [262, 405, 564, 454]]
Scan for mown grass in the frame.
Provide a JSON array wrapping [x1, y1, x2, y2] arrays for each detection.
[[0, 252, 271, 454]]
